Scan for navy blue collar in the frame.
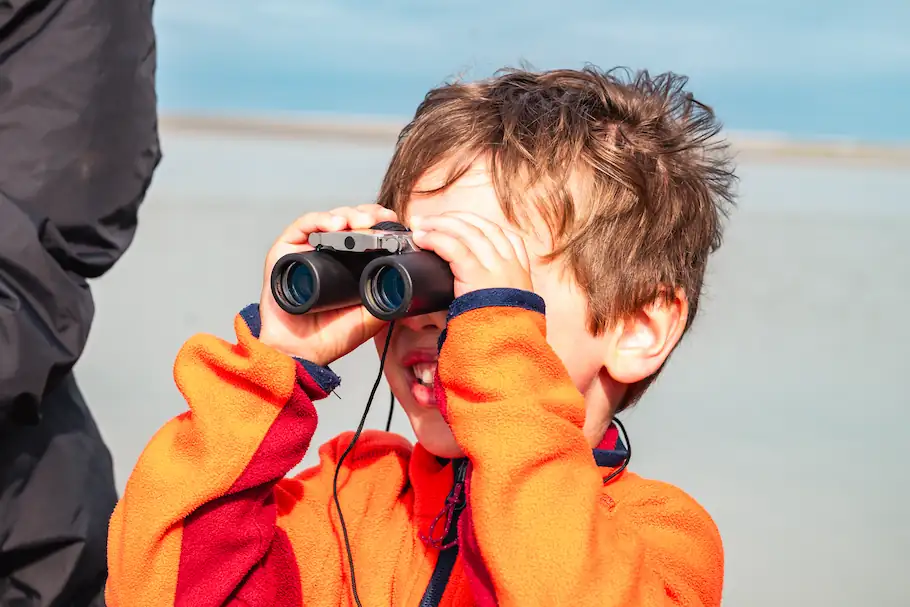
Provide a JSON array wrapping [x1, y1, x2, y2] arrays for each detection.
[[592, 422, 630, 468]]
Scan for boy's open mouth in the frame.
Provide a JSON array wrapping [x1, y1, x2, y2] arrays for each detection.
[[402, 352, 440, 407], [410, 362, 437, 388]]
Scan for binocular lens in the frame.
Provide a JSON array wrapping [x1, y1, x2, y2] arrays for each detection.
[[271, 245, 454, 319], [371, 265, 406, 313], [285, 263, 316, 306]]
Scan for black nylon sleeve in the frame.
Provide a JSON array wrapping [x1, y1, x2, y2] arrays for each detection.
[[0, 197, 95, 423], [0, 0, 161, 422]]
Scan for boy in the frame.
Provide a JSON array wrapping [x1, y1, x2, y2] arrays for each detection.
[[107, 66, 736, 606]]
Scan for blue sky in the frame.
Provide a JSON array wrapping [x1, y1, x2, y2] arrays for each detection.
[[155, 1, 910, 142]]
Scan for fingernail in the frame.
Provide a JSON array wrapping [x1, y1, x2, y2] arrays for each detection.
[[412, 230, 427, 239]]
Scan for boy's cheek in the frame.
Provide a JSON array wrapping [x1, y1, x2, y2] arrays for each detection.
[[372, 328, 390, 352], [551, 336, 605, 394], [543, 298, 610, 392]]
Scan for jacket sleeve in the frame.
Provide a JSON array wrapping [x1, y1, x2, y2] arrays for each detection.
[[0, 0, 160, 423], [436, 289, 725, 607], [105, 305, 341, 607]]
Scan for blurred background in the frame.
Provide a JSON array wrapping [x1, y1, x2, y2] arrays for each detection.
[[76, 1, 909, 605]]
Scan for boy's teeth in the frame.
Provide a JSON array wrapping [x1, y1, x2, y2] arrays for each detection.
[[412, 362, 437, 385]]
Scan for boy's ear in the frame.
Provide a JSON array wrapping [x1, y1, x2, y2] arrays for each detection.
[[604, 289, 689, 384]]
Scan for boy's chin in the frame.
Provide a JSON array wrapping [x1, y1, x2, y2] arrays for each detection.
[[412, 421, 465, 459], [419, 437, 466, 460], [398, 397, 465, 459]]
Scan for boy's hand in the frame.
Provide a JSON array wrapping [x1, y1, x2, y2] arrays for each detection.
[[410, 212, 533, 298], [258, 204, 399, 366]]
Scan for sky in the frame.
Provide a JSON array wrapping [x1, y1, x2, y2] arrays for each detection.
[[154, 0, 910, 143]]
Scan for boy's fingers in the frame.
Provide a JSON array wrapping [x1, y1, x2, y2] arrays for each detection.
[[335, 210, 376, 230], [279, 212, 346, 245], [280, 205, 395, 246], [411, 229, 479, 275], [412, 215, 499, 266], [354, 203, 398, 221], [329, 205, 396, 229], [503, 230, 531, 271], [440, 212, 517, 261]]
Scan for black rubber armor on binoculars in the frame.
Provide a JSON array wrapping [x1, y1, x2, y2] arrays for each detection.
[[270, 222, 455, 321]]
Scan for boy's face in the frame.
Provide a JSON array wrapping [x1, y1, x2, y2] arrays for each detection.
[[374, 161, 625, 459]]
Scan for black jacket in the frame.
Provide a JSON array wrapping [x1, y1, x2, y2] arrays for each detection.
[[0, 0, 160, 604], [0, 0, 160, 424]]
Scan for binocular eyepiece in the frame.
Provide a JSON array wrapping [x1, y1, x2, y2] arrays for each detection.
[[270, 221, 455, 321]]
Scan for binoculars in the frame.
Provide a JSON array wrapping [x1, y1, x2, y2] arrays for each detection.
[[270, 221, 455, 321]]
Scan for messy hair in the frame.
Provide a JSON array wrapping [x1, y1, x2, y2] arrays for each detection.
[[377, 65, 737, 408]]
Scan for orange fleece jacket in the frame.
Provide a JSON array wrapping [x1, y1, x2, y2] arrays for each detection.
[[106, 288, 723, 606]]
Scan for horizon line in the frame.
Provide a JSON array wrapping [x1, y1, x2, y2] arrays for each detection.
[[159, 112, 910, 168]]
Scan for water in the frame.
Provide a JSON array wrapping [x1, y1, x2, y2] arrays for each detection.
[[76, 129, 910, 606], [155, 0, 910, 142]]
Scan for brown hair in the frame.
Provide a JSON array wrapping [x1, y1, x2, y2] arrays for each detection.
[[377, 65, 737, 408]]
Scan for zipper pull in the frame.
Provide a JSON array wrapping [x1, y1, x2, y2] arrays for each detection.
[[454, 459, 467, 482], [452, 460, 467, 512], [421, 459, 468, 550]]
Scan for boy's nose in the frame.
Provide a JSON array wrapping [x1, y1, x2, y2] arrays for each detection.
[[398, 311, 446, 333]]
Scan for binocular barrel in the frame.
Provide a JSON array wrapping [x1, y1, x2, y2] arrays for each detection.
[[270, 249, 454, 320]]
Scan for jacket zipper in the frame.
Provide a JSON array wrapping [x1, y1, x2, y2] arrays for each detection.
[[418, 459, 468, 607]]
